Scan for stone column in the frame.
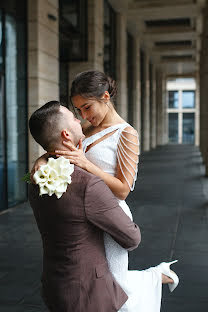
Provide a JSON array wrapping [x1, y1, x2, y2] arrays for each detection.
[[143, 52, 150, 151], [28, 0, 59, 169], [132, 37, 141, 139], [163, 77, 169, 144], [69, 0, 104, 88], [116, 13, 128, 120], [200, 6, 208, 175], [156, 69, 166, 146], [150, 64, 157, 149]]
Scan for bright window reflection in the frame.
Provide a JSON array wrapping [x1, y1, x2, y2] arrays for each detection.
[[182, 91, 195, 108], [5, 14, 27, 207], [183, 113, 195, 144], [168, 91, 179, 108]]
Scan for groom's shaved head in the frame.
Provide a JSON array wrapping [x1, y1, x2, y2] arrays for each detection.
[[29, 101, 68, 151]]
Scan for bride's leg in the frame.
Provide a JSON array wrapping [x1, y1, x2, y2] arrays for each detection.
[[157, 260, 179, 292], [162, 273, 174, 284]]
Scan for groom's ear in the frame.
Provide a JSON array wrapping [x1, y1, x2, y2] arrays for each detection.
[[61, 129, 73, 141]]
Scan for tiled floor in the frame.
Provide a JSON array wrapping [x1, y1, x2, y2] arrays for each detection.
[[1, 144, 208, 311]]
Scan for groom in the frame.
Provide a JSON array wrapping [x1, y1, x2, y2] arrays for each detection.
[[28, 101, 141, 312]]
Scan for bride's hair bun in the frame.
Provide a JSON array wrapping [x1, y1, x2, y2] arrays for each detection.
[[70, 70, 117, 101], [107, 76, 117, 99]]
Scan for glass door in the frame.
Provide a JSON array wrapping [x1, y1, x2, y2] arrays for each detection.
[[0, 74, 7, 212], [168, 113, 178, 143], [0, 11, 7, 211], [182, 113, 195, 144], [0, 5, 27, 211], [5, 13, 28, 207]]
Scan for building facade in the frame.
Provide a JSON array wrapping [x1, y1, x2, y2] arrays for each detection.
[[1, 0, 208, 212]]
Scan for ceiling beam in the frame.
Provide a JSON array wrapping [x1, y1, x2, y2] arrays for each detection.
[[160, 56, 195, 63], [129, 0, 196, 9], [143, 30, 197, 41], [154, 46, 194, 53], [166, 72, 197, 78], [128, 4, 200, 20], [144, 26, 194, 35]]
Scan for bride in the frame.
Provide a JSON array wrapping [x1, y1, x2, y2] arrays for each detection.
[[32, 70, 179, 311]]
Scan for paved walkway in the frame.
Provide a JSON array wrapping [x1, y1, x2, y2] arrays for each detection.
[[128, 145, 208, 311], [0, 144, 208, 311]]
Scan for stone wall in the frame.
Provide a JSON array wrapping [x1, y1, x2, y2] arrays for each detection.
[[28, 0, 59, 168]]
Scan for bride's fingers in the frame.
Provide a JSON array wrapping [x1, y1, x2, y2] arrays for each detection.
[[78, 139, 83, 150], [62, 140, 77, 151]]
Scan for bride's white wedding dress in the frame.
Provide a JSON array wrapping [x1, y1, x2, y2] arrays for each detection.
[[82, 123, 162, 312]]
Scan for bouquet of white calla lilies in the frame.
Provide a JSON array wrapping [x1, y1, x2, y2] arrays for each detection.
[[33, 156, 74, 199]]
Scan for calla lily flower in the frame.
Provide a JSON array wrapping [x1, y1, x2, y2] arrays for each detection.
[[34, 157, 74, 199]]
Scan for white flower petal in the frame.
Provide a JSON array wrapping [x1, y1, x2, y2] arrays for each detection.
[[48, 168, 59, 181], [39, 185, 49, 196], [55, 191, 63, 199], [55, 183, 67, 193], [47, 158, 57, 168], [45, 181, 56, 192], [33, 170, 47, 184]]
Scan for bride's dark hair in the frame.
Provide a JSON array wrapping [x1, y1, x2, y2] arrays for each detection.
[[70, 70, 117, 101]]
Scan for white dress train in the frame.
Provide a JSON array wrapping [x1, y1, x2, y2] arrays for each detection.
[[82, 123, 162, 312]]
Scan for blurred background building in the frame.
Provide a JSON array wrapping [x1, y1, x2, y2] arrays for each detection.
[[0, 0, 208, 212]]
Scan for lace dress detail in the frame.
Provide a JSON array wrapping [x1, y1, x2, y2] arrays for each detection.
[[82, 123, 162, 312]]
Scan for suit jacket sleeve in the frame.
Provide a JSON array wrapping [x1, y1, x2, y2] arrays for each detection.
[[84, 176, 141, 251]]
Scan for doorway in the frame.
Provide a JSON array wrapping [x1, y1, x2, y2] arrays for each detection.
[[167, 86, 196, 144]]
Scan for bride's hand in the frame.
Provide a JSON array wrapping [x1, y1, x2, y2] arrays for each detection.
[[30, 154, 48, 183], [55, 139, 90, 170]]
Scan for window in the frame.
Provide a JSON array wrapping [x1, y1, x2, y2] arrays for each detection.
[[182, 90, 195, 108], [104, 0, 116, 79], [168, 91, 179, 108], [59, 62, 69, 107], [168, 113, 178, 143], [59, 0, 88, 62], [167, 78, 196, 145]]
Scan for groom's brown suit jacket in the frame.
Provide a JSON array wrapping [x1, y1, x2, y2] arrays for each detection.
[[29, 166, 141, 312]]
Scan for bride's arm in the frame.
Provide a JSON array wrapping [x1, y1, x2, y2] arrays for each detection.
[[57, 126, 139, 200]]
